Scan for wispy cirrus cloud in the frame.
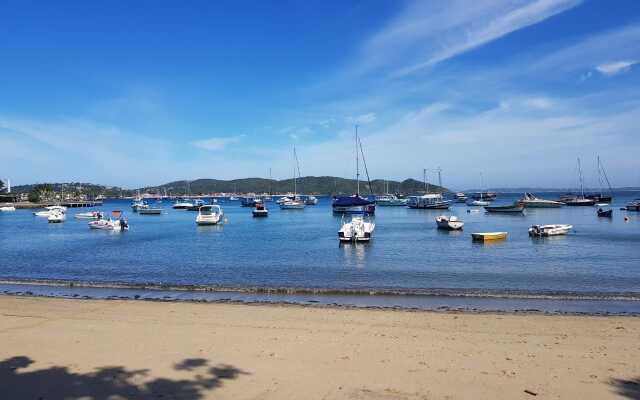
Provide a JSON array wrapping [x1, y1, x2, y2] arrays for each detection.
[[596, 60, 638, 76], [190, 135, 245, 151], [356, 0, 581, 77]]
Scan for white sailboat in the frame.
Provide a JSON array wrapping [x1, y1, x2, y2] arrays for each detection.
[[280, 146, 305, 210], [338, 214, 375, 242]]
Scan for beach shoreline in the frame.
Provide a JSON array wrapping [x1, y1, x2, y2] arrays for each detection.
[[1, 295, 639, 399]]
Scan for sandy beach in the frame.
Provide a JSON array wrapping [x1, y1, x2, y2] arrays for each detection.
[[0, 296, 638, 399]]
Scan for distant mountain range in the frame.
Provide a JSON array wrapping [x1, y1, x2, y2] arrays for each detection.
[[11, 177, 448, 197]]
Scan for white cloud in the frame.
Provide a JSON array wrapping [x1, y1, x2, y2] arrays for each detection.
[[596, 60, 638, 76], [356, 0, 581, 77], [191, 135, 245, 151], [350, 112, 377, 125]]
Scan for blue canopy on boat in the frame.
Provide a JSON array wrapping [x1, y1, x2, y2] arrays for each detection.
[[332, 195, 374, 206]]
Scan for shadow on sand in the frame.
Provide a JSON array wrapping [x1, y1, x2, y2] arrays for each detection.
[[610, 377, 640, 399], [0, 355, 247, 399]]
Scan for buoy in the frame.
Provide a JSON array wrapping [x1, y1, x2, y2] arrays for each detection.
[[624, 216, 630, 222]]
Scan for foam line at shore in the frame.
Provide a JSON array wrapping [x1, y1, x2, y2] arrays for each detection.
[[1, 279, 640, 315]]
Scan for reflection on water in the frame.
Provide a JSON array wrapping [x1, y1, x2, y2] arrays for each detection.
[[340, 242, 368, 269]]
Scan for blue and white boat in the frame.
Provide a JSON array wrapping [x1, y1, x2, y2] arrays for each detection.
[[240, 196, 260, 207]]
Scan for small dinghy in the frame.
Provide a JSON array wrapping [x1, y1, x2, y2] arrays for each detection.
[[528, 224, 573, 237], [196, 205, 224, 225], [338, 215, 375, 243], [89, 211, 128, 231], [597, 208, 613, 218], [252, 202, 268, 217], [0, 206, 16, 212], [75, 211, 103, 220], [471, 232, 507, 242], [435, 215, 464, 230], [47, 208, 66, 223]]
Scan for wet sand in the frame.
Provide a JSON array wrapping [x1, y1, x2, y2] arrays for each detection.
[[0, 296, 638, 399]]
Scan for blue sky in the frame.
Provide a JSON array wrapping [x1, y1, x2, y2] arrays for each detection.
[[1, 0, 639, 189]]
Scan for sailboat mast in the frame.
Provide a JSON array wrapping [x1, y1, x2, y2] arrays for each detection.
[[578, 157, 584, 197], [355, 125, 360, 196], [293, 146, 297, 197]]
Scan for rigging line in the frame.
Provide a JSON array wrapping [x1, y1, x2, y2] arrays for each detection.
[[358, 135, 373, 196]]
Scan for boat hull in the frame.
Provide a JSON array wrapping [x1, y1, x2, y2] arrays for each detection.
[[472, 232, 507, 242], [528, 224, 572, 237], [139, 209, 162, 215], [252, 210, 269, 217]]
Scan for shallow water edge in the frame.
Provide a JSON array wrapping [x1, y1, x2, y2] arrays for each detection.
[[1, 278, 639, 316]]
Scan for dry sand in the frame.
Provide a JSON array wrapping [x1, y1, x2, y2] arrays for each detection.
[[0, 295, 639, 399]]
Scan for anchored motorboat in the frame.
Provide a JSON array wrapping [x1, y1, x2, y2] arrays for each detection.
[[528, 224, 573, 237], [435, 215, 464, 230], [75, 211, 104, 219], [252, 202, 269, 217], [626, 199, 640, 211], [484, 202, 525, 214], [338, 215, 375, 242], [0, 206, 16, 212], [186, 199, 206, 211], [34, 205, 67, 217], [518, 193, 564, 208], [89, 210, 128, 231], [196, 205, 224, 225], [172, 199, 194, 209], [47, 208, 66, 223]]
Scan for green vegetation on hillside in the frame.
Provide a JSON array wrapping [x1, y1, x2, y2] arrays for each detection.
[[141, 177, 447, 196]]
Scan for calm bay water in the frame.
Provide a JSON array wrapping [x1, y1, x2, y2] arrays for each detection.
[[2, 192, 640, 312]]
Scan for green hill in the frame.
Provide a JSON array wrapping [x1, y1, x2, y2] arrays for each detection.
[[141, 177, 447, 196]]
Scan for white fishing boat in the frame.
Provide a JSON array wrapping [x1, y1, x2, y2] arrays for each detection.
[[89, 211, 128, 231], [0, 206, 16, 212], [280, 146, 306, 210], [47, 208, 66, 223], [75, 211, 104, 219], [196, 205, 224, 225], [518, 193, 564, 208], [528, 224, 573, 237], [131, 199, 147, 212], [338, 215, 375, 242], [435, 215, 464, 230], [33, 205, 67, 217]]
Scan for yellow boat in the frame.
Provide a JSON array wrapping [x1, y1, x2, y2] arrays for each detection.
[[471, 232, 508, 242]]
